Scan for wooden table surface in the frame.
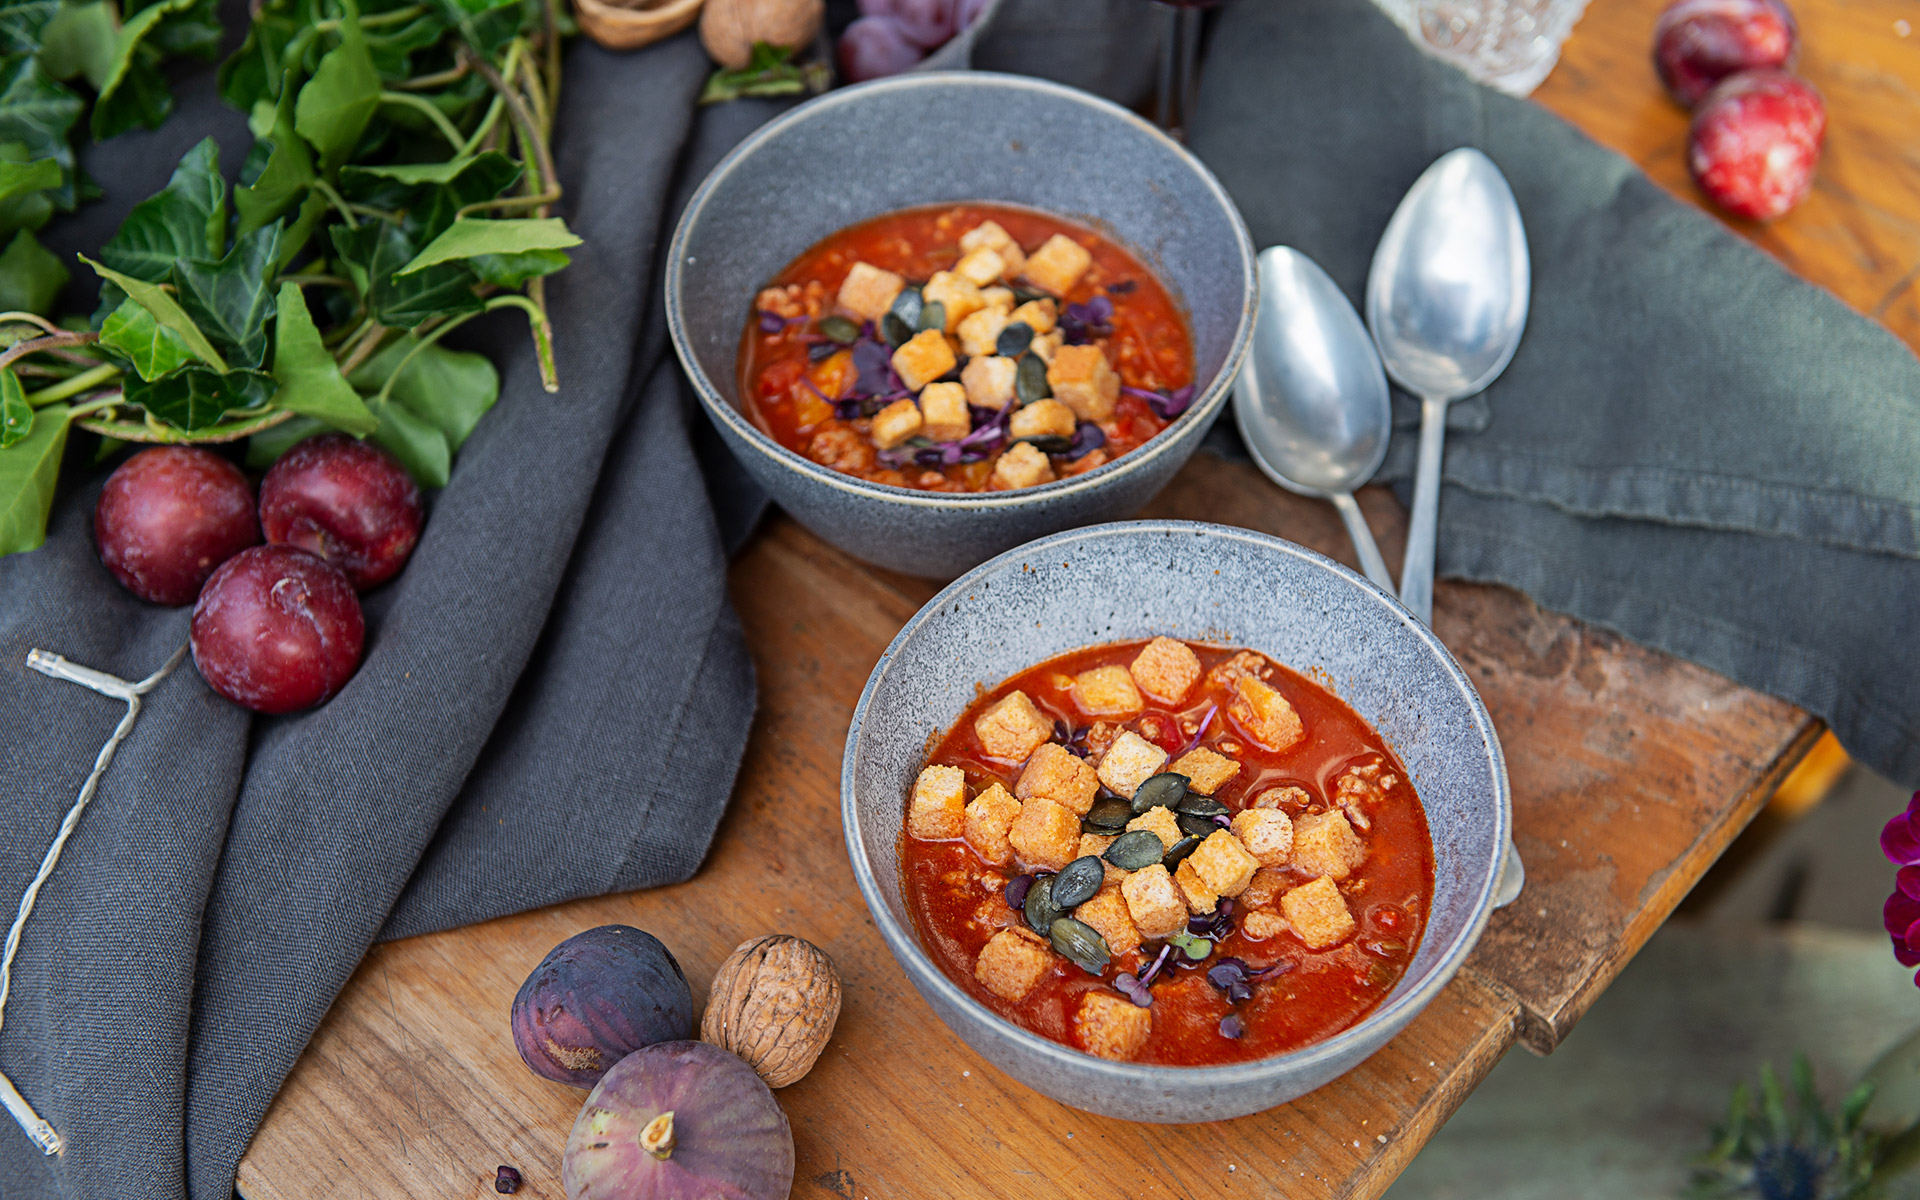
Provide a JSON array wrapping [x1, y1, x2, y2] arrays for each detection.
[[237, 1, 1920, 1197]]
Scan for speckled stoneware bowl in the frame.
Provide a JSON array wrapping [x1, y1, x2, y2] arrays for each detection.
[[665, 73, 1257, 579], [841, 521, 1512, 1122]]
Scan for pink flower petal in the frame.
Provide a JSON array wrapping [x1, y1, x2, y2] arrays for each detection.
[[1899, 866, 1920, 901], [1886, 889, 1920, 936], [1894, 935, 1920, 967], [1904, 915, 1920, 954], [1884, 813, 1920, 865], [1907, 789, 1920, 818]]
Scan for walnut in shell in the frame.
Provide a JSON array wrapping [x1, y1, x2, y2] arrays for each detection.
[[701, 934, 841, 1087]]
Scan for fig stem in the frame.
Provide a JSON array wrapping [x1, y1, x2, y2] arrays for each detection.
[[639, 1111, 676, 1160]]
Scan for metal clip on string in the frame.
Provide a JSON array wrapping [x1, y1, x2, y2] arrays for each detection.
[[0, 646, 185, 1157]]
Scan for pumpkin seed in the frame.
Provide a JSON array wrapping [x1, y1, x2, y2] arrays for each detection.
[[890, 287, 923, 327], [1052, 856, 1105, 908], [1103, 829, 1165, 871], [1011, 284, 1049, 306], [1015, 354, 1050, 404], [1175, 794, 1229, 818], [1016, 435, 1073, 455], [1083, 796, 1131, 832], [917, 300, 946, 333], [819, 316, 860, 344], [1130, 772, 1190, 815], [996, 321, 1033, 357], [1163, 834, 1203, 869], [1176, 812, 1218, 839], [1049, 917, 1110, 975], [881, 312, 914, 347], [1023, 873, 1062, 934]]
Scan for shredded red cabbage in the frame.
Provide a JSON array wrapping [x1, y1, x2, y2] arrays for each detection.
[[877, 404, 1013, 469], [1105, 280, 1137, 295], [1065, 421, 1106, 461], [1060, 295, 1114, 345], [756, 309, 808, 334], [1123, 383, 1197, 419], [1178, 703, 1218, 756]]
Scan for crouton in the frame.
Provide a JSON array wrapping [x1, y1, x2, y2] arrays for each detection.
[[1174, 858, 1217, 914], [1009, 399, 1076, 442], [1291, 810, 1366, 881], [964, 783, 1023, 866], [1251, 785, 1313, 811], [918, 381, 971, 442], [1129, 636, 1202, 704], [1120, 863, 1187, 938], [1075, 991, 1151, 1061], [1230, 675, 1304, 752], [1007, 796, 1079, 871], [922, 270, 985, 332], [890, 328, 957, 391], [956, 304, 1012, 358], [981, 285, 1015, 310], [1096, 730, 1168, 799], [1168, 747, 1241, 795], [1024, 233, 1092, 296], [975, 927, 1054, 1000], [1071, 665, 1143, 718], [990, 442, 1054, 490], [1029, 330, 1063, 364], [1072, 883, 1141, 956], [836, 261, 905, 323], [960, 220, 1026, 276], [1125, 804, 1182, 852], [973, 690, 1053, 762], [961, 355, 1019, 409], [1009, 297, 1057, 335], [1016, 742, 1099, 814], [1241, 866, 1288, 910], [869, 397, 923, 450], [954, 246, 1007, 288], [1046, 344, 1120, 421], [1186, 829, 1259, 897], [1231, 809, 1295, 867], [909, 764, 966, 840], [1280, 876, 1356, 949], [1242, 910, 1289, 941]]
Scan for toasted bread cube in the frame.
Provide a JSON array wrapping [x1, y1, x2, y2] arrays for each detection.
[[1231, 675, 1304, 752], [1125, 805, 1182, 853], [1292, 810, 1366, 881], [1281, 876, 1356, 949], [974, 690, 1053, 762], [956, 304, 1012, 357], [1120, 863, 1187, 938], [960, 220, 1027, 275], [1016, 742, 1100, 814], [918, 381, 971, 442], [1096, 730, 1168, 799], [1009, 399, 1076, 442], [1029, 330, 1063, 364], [954, 246, 1006, 288], [1009, 298, 1057, 335], [836, 261, 905, 323], [909, 764, 967, 840], [1076, 990, 1151, 1060], [1047, 344, 1120, 421], [1231, 809, 1294, 868], [1129, 636, 1202, 704], [975, 927, 1054, 1000], [1174, 858, 1218, 914], [869, 397, 923, 450], [990, 442, 1054, 490], [922, 270, 985, 332], [1168, 747, 1241, 796], [1025, 233, 1092, 296], [1078, 833, 1131, 883], [891, 328, 957, 392], [961, 355, 1019, 409], [1242, 866, 1288, 910], [1007, 795, 1079, 871], [1187, 829, 1259, 897], [1073, 882, 1141, 956], [1071, 665, 1143, 718], [1242, 910, 1289, 941], [981, 285, 1015, 309], [963, 783, 1023, 866]]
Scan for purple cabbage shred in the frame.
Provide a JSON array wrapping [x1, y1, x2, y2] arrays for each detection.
[[1178, 704, 1218, 755], [1137, 942, 1175, 987], [1105, 280, 1137, 295], [1219, 1013, 1245, 1039], [1122, 383, 1197, 420], [1064, 421, 1106, 461], [1114, 972, 1153, 1008], [1060, 295, 1114, 344], [1005, 874, 1035, 910]]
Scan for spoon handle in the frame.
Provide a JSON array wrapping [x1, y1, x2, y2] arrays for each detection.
[[1398, 394, 1449, 625], [1329, 491, 1396, 593]]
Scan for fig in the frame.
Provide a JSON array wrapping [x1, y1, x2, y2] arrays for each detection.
[[562, 1041, 794, 1200], [512, 926, 694, 1088]]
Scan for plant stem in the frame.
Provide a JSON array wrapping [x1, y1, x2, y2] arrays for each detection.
[[542, 0, 561, 116], [336, 322, 391, 378], [391, 63, 470, 90], [488, 292, 557, 393], [315, 4, 423, 32], [516, 41, 551, 136], [455, 189, 561, 218], [0, 312, 61, 336], [373, 310, 480, 406], [65, 394, 122, 420], [25, 363, 120, 407], [0, 331, 98, 375], [379, 91, 467, 152], [311, 178, 360, 229], [469, 48, 559, 204], [279, 273, 355, 290], [458, 94, 506, 158]]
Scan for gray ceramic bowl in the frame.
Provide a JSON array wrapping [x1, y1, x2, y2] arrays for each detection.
[[841, 521, 1512, 1122], [665, 73, 1257, 579]]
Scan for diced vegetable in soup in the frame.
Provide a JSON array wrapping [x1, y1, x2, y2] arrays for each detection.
[[900, 638, 1436, 1066], [738, 205, 1195, 492]]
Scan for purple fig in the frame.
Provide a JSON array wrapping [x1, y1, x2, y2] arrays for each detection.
[[562, 1041, 795, 1200], [512, 926, 693, 1088]]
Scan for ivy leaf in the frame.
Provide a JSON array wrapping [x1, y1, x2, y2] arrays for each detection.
[[468, 247, 568, 288], [38, 0, 119, 88], [90, 0, 203, 139], [244, 411, 321, 468], [360, 6, 445, 78], [293, 0, 378, 174], [426, 0, 525, 59], [0, 366, 29, 449], [330, 219, 481, 327], [79, 253, 228, 371], [124, 365, 273, 433], [0, 398, 67, 555], [0, 0, 60, 53], [0, 55, 80, 207], [99, 296, 196, 380], [269, 282, 376, 435], [398, 216, 577, 275], [347, 332, 498, 486], [217, 1, 304, 113], [0, 152, 56, 200], [100, 136, 223, 281], [171, 222, 281, 368], [234, 74, 312, 236], [339, 148, 517, 242], [0, 227, 65, 313], [142, 0, 220, 59], [365, 393, 446, 484]]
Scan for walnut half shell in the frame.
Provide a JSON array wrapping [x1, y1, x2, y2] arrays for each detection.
[[701, 934, 842, 1087]]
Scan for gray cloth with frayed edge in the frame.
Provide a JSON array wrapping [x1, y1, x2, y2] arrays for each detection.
[[1191, 0, 1920, 786], [0, 29, 772, 1200]]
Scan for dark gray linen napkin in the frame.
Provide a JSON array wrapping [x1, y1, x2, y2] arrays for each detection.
[[0, 29, 763, 1200], [1191, 0, 1920, 786]]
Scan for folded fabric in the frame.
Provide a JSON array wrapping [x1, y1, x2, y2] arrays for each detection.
[[1190, 0, 1920, 786]]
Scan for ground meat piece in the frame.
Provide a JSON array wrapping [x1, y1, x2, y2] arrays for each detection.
[[1206, 649, 1272, 694], [807, 424, 876, 474], [1082, 720, 1123, 765], [756, 283, 807, 319]]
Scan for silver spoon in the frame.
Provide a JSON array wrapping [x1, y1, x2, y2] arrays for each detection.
[[1365, 147, 1530, 626], [1233, 247, 1396, 593]]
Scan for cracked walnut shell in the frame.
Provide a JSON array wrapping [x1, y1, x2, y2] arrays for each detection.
[[701, 934, 842, 1087]]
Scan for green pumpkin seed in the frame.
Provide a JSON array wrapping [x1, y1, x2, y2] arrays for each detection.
[[1049, 917, 1111, 975], [882, 312, 914, 347], [917, 300, 946, 333], [1024, 873, 1062, 934], [1130, 772, 1191, 815], [1015, 354, 1050, 404], [1011, 284, 1049, 306], [1163, 834, 1203, 869], [819, 315, 860, 344], [1103, 829, 1165, 871], [1083, 796, 1132, 832], [1176, 812, 1218, 839], [996, 321, 1033, 357], [1052, 856, 1105, 908], [1016, 435, 1073, 455], [890, 287, 923, 327], [1175, 794, 1229, 818]]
